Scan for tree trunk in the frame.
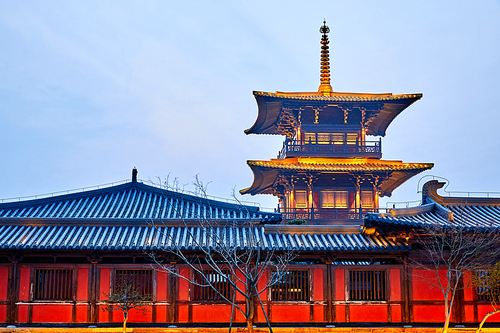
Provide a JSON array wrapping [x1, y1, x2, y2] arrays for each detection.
[[246, 294, 255, 333], [476, 309, 500, 333], [442, 315, 450, 333], [123, 312, 129, 333], [246, 319, 254, 333], [443, 300, 451, 333]]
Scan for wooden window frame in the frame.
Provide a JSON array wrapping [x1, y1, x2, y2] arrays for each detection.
[[295, 190, 308, 209], [321, 190, 348, 209], [348, 269, 387, 301], [271, 269, 310, 301], [114, 269, 154, 300], [361, 190, 374, 209], [331, 133, 344, 145], [346, 133, 358, 145], [192, 269, 231, 302], [34, 268, 74, 301], [475, 270, 492, 302], [304, 133, 316, 144]]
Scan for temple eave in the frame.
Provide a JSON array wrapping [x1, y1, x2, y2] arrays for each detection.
[[241, 158, 433, 197]]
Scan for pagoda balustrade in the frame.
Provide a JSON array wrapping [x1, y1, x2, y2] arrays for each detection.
[[279, 207, 379, 221], [277, 138, 382, 159]]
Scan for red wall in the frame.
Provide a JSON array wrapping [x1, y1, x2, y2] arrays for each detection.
[[335, 269, 345, 301], [271, 304, 310, 322], [0, 267, 7, 323], [32, 304, 72, 323], [5, 263, 493, 326], [411, 269, 446, 301], [77, 268, 89, 300], [0, 267, 8, 301], [350, 304, 387, 322], [18, 267, 30, 301]]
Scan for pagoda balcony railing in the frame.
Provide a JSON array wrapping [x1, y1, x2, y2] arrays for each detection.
[[279, 207, 379, 221], [277, 138, 381, 159]]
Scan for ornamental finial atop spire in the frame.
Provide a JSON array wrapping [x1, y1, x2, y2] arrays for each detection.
[[318, 20, 333, 96]]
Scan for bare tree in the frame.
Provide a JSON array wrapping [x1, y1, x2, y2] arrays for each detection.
[[472, 262, 500, 332], [102, 274, 152, 333], [148, 176, 294, 333], [410, 221, 500, 333]]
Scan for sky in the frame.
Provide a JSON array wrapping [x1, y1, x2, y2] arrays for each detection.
[[1, 1, 500, 211]]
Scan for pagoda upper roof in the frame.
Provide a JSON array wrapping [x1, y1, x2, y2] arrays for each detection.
[[240, 157, 433, 197], [0, 180, 279, 224], [245, 90, 422, 137]]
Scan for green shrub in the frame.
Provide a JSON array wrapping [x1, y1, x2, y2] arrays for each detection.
[[287, 219, 306, 225]]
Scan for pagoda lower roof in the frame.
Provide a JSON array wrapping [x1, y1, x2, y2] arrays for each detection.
[[245, 91, 422, 137], [241, 158, 433, 197]]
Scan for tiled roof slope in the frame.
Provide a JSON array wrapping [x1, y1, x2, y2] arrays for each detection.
[[0, 225, 409, 252], [365, 180, 500, 230], [0, 181, 279, 222]]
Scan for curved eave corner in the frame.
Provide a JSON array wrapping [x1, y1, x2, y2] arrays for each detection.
[[240, 163, 278, 196], [244, 92, 285, 135], [379, 164, 433, 197], [366, 94, 423, 137]]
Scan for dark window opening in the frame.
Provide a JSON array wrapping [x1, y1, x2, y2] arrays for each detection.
[[193, 270, 231, 301], [34, 269, 73, 300], [271, 270, 309, 301], [349, 270, 386, 301], [114, 269, 153, 300]]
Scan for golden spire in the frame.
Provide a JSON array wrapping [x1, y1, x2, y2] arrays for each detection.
[[318, 20, 333, 96]]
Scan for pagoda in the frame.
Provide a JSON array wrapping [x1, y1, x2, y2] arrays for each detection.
[[241, 21, 433, 224]]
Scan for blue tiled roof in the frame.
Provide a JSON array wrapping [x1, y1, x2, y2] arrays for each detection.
[[365, 202, 500, 230], [0, 181, 278, 222], [0, 225, 409, 252]]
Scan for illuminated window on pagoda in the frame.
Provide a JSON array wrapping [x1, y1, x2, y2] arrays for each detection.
[[304, 133, 315, 144], [321, 191, 348, 208], [317, 133, 330, 144], [295, 191, 308, 208], [346, 133, 358, 145], [331, 133, 344, 145], [361, 191, 374, 208]]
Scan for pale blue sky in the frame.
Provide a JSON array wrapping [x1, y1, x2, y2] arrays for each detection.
[[1, 1, 499, 210]]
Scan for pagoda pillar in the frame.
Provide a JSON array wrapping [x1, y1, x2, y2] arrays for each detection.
[[354, 176, 362, 218], [373, 176, 381, 211], [354, 177, 361, 209], [306, 175, 315, 219]]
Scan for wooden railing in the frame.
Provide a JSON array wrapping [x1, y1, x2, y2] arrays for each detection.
[[277, 138, 381, 159], [279, 207, 379, 221]]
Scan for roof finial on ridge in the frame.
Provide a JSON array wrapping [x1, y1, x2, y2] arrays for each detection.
[[318, 20, 333, 96], [132, 167, 138, 183]]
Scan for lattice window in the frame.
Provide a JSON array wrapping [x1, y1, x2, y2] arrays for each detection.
[[349, 270, 386, 301], [304, 133, 316, 144], [34, 269, 73, 300], [476, 270, 492, 301], [193, 270, 231, 301], [115, 269, 153, 299], [295, 191, 308, 208], [321, 191, 348, 208], [346, 133, 358, 145], [317, 133, 330, 144], [271, 270, 309, 301], [331, 133, 344, 145], [361, 191, 374, 208]]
